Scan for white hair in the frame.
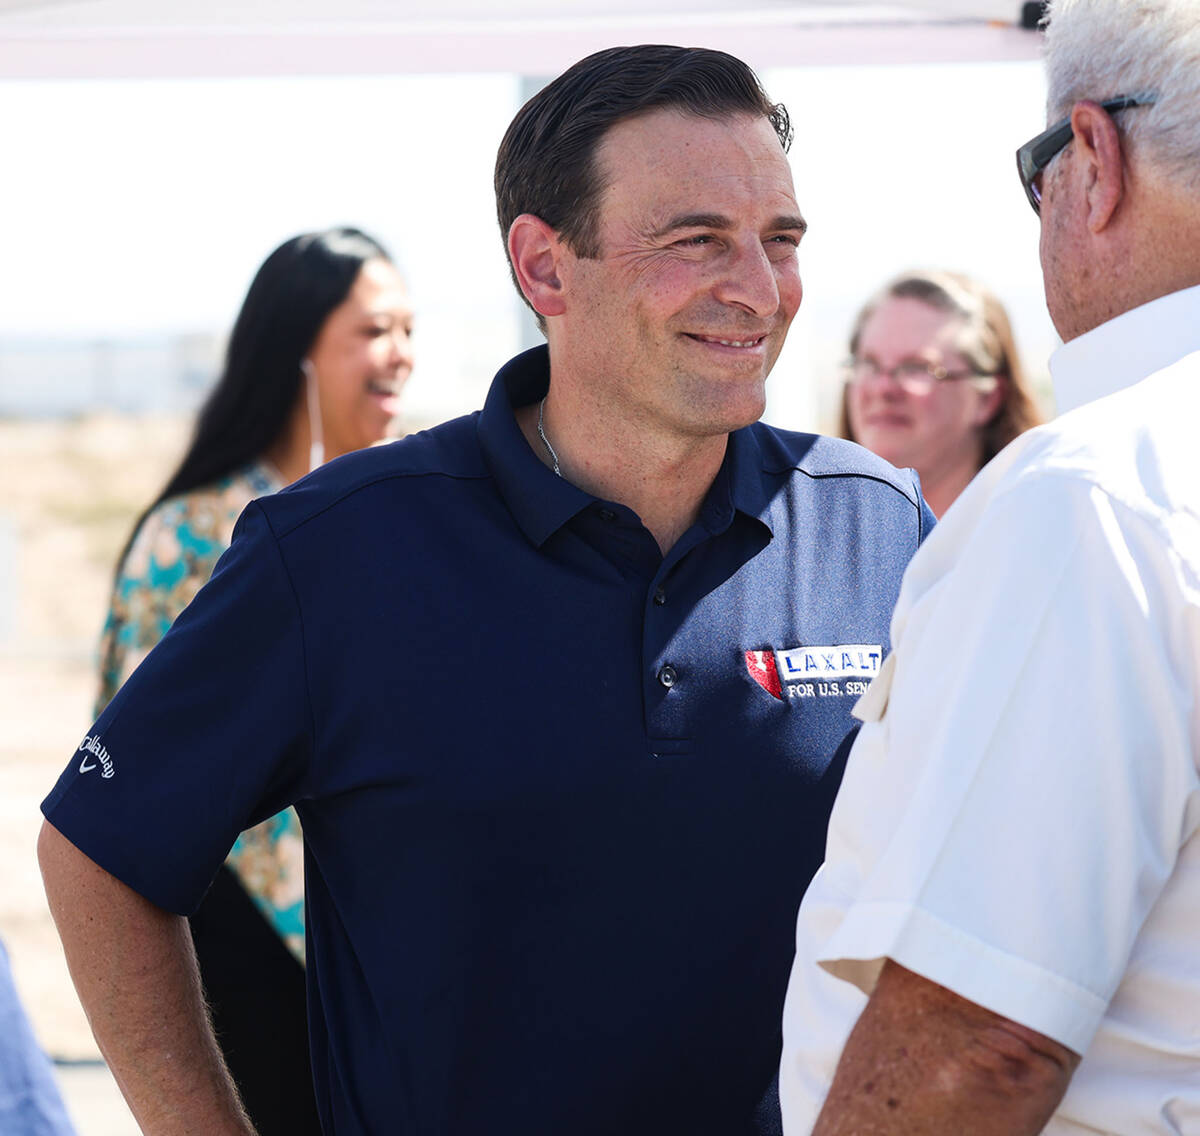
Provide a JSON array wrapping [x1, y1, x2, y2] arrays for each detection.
[[1044, 0, 1200, 186]]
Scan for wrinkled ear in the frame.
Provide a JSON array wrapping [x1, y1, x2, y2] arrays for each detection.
[[508, 213, 567, 319], [1069, 99, 1125, 233]]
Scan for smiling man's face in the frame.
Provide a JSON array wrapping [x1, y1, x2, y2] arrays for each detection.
[[554, 108, 805, 442]]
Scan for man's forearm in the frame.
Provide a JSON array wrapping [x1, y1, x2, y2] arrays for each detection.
[[812, 960, 1077, 1136], [38, 820, 254, 1136]]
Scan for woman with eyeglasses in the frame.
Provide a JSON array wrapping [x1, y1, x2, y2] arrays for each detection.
[[95, 226, 414, 1135], [839, 269, 1043, 517]]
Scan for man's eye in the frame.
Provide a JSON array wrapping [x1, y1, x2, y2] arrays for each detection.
[[676, 235, 714, 247]]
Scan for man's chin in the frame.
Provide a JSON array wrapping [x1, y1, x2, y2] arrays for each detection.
[[708, 391, 769, 435]]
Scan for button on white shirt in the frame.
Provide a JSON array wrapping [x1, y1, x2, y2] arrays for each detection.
[[781, 285, 1200, 1136]]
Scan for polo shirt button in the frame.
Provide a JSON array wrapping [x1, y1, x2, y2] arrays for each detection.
[[653, 586, 667, 606], [597, 507, 616, 522], [657, 664, 678, 689]]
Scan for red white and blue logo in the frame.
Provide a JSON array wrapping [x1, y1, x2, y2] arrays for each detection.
[[745, 649, 783, 698], [745, 644, 883, 701]]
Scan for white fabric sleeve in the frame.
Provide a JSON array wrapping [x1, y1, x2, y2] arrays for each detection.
[[816, 471, 1198, 1054]]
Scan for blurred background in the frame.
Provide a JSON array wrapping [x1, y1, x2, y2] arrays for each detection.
[[1, 1, 1052, 1130]]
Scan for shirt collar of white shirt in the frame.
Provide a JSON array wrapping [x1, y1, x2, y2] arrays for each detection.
[[1049, 282, 1200, 415]]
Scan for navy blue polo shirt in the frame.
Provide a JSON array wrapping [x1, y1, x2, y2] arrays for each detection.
[[45, 346, 933, 1135]]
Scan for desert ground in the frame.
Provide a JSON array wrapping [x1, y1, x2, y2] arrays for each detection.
[[2, 413, 192, 1132]]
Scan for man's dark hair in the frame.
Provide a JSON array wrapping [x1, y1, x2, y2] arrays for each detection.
[[494, 44, 792, 312]]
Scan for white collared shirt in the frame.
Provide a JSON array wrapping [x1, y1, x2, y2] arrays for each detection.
[[780, 285, 1200, 1135]]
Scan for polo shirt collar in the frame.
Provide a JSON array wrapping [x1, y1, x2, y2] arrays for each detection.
[[717, 425, 774, 537], [477, 344, 774, 547], [478, 345, 593, 548], [1050, 283, 1200, 414]]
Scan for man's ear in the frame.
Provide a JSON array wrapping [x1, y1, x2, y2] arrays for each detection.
[[508, 214, 568, 319], [1069, 99, 1126, 233]]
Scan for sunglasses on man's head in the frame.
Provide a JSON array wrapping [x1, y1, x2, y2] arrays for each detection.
[[1015, 92, 1158, 215]]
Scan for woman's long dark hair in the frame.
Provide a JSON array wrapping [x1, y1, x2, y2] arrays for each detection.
[[114, 227, 391, 574]]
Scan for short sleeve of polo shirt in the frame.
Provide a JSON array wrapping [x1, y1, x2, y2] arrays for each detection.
[[43, 500, 313, 915], [813, 468, 1199, 1055]]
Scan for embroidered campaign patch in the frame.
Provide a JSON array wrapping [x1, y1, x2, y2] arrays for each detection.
[[745, 650, 783, 698], [747, 644, 883, 701]]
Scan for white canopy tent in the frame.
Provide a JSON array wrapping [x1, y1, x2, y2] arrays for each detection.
[[1, 1, 1044, 78]]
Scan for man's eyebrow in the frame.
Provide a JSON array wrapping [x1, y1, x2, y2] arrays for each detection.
[[651, 212, 808, 238], [652, 212, 733, 237], [773, 214, 808, 235]]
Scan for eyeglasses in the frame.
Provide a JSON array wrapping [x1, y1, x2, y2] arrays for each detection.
[[844, 358, 996, 395], [1015, 91, 1158, 214]]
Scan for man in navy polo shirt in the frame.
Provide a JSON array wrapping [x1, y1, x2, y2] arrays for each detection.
[[39, 46, 932, 1135]]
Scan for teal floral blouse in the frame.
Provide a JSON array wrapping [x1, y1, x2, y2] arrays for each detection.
[[95, 461, 307, 963]]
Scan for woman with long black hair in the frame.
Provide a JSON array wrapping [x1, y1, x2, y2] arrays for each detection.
[[96, 226, 413, 1134]]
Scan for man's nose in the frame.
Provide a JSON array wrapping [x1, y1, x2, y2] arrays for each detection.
[[713, 240, 781, 318]]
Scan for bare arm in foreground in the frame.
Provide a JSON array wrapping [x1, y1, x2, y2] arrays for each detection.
[[813, 960, 1079, 1136], [37, 820, 255, 1136]]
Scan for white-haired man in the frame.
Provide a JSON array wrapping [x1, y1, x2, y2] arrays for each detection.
[[779, 0, 1200, 1132]]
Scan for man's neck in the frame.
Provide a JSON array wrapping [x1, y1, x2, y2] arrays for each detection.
[[516, 398, 729, 557]]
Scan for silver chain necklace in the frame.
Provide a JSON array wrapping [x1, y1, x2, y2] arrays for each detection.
[[536, 396, 562, 477]]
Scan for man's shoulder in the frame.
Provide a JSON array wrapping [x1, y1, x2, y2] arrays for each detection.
[[256, 413, 488, 539], [1007, 354, 1197, 503], [749, 423, 922, 506], [938, 357, 1200, 581]]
